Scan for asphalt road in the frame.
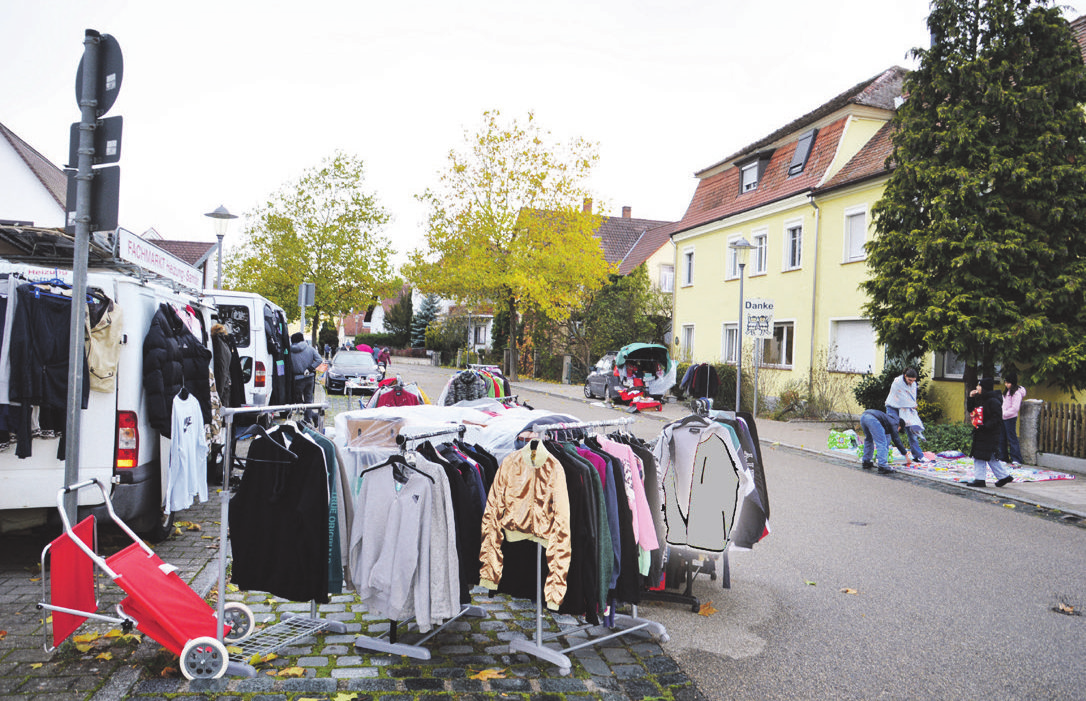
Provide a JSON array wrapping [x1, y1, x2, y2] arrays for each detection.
[[364, 361, 1086, 700]]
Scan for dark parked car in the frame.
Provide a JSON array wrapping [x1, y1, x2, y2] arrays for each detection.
[[324, 351, 384, 395], [583, 351, 619, 399]]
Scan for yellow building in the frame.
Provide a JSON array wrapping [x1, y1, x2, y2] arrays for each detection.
[[671, 67, 907, 415]]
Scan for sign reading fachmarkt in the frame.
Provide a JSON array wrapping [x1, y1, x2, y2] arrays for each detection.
[[744, 298, 774, 338]]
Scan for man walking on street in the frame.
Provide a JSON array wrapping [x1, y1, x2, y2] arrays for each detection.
[[860, 408, 913, 474]]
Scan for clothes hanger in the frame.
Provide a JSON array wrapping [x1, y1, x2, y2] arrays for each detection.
[[358, 451, 435, 483], [237, 423, 298, 460]]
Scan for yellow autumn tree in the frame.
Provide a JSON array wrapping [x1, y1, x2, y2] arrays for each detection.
[[405, 111, 611, 379]]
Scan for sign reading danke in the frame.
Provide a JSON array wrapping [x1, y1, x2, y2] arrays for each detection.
[[118, 229, 203, 290], [743, 298, 775, 338]]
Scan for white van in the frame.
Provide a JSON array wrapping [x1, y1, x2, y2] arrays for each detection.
[[204, 290, 287, 407], [0, 263, 214, 540]]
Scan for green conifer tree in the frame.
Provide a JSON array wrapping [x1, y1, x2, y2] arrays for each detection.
[[864, 0, 1086, 391]]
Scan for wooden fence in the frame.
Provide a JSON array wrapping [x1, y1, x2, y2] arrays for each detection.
[[1038, 403, 1086, 459]]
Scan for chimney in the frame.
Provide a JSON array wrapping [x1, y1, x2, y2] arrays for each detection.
[[622, 206, 631, 218], [583, 198, 593, 213]]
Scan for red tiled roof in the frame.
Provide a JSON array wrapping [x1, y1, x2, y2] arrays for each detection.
[[618, 220, 681, 275], [154, 239, 217, 266], [596, 214, 673, 265], [696, 67, 908, 176], [0, 120, 67, 211], [818, 121, 896, 192], [1071, 15, 1086, 63], [676, 117, 849, 234]]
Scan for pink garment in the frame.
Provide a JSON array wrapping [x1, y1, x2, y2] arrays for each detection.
[[595, 436, 659, 551], [1003, 386, 1026, 419]]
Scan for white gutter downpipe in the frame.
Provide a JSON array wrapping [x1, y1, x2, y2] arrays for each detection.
[[808, 197, 821, 398]]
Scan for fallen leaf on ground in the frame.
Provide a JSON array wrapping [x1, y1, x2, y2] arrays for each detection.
[[75, 643, 93, 653], [0, 631, 6, 640], [1003, 503, 1016, 509], [332, 693, 360, 701], [226, 645, 243, 654], [1058, 602, 1075, 614], [73, 632, 100, 643], [160, 666, 177, 678], [96, 652, 113, 661], [30, 663, 42, 669], [698, 601, 718, 616], [470, 668, 507, 681], [275, 666, 305, 678], [804, 580, 817, 586], [840, 588, 859, 595]]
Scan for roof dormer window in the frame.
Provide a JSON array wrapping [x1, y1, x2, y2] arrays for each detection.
[[738, 152, 773, 194], [740, 162, 759, 192], [788, 128, 818, 176]]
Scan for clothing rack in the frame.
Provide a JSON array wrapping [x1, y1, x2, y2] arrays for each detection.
[[216, 402, 346, 678], [353, 422, 486, 660], [510, 417, 669, 675]]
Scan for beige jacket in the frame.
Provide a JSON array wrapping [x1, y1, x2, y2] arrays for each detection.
[[85, 300, 123, 392], [478, 443, 571, 610]]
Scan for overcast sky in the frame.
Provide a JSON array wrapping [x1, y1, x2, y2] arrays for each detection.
[[5, 0, 1086, 269]]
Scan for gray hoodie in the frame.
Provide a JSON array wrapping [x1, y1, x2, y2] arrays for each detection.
[[290, 340, 323, 376]]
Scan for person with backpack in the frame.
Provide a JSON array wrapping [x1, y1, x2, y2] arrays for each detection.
[[290, 333, 323, 423]]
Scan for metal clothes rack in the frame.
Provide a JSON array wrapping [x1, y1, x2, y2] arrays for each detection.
[[351, 424, 486, 660], [510, 417, 669, 675], [216, 402, 347, 678]]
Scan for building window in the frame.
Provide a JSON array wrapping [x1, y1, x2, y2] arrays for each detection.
[[752, 230, 768, 274], [722, 323, 739, 364], [659, 263, 674, 293], [740, 162, 759, 192], [845, 208, 868, 262], [681, 325, 695, 361], [681, 248, 694, 286], [784, 222, 802, 270], [934, 350, 968, 380], [727, 237, 741, 279], [759, 322, 794, 368], [473, 324, 487, 345], [829, 319, 874, 373], [788, 128, 818, 176]]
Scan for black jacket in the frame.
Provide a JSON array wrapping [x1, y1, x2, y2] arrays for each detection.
[[969, 390, 1003, 459], [143, 304, 212, 438]]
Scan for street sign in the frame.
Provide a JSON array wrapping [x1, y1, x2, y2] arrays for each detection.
[[75, 32, 123, 117], [67, 115, 122, 167], [744, 298, 775, 338], [64, 166, 120, 234], [298, 282, 315, 307]]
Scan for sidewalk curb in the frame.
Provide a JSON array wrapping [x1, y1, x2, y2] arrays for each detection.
[[512, 379, 1086, 523]]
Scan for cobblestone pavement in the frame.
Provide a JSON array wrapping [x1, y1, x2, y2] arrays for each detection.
[[1, 442, 704, 701]]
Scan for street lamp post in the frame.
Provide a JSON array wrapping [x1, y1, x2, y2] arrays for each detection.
[[729, 237, 757, 413], [204, 205, 238, 289]]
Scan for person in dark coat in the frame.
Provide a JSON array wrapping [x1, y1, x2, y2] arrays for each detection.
[[964, 377, 1013, 488]]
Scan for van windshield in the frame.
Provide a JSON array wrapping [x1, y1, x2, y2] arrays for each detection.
[[217, 304, 250, 348]]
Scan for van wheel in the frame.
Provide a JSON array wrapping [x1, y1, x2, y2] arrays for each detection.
[[143, 508, 175, 543]]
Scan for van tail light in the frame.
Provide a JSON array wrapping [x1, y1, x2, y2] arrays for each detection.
[[254, 361, 266, 388], [115, 411, 138, 469]]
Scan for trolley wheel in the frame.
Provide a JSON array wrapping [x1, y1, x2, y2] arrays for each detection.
[[180, 636, 228, 680], [221, 602, 256, 643]]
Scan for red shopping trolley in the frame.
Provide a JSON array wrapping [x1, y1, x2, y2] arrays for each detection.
[[37, 479, 255, 680]]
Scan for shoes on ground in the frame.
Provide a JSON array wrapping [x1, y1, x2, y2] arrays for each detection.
[[877, 466, 894, 474], [862, 461, 874, 470], [962, 479, 987, 487], [995, 475, 1014, 487]]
